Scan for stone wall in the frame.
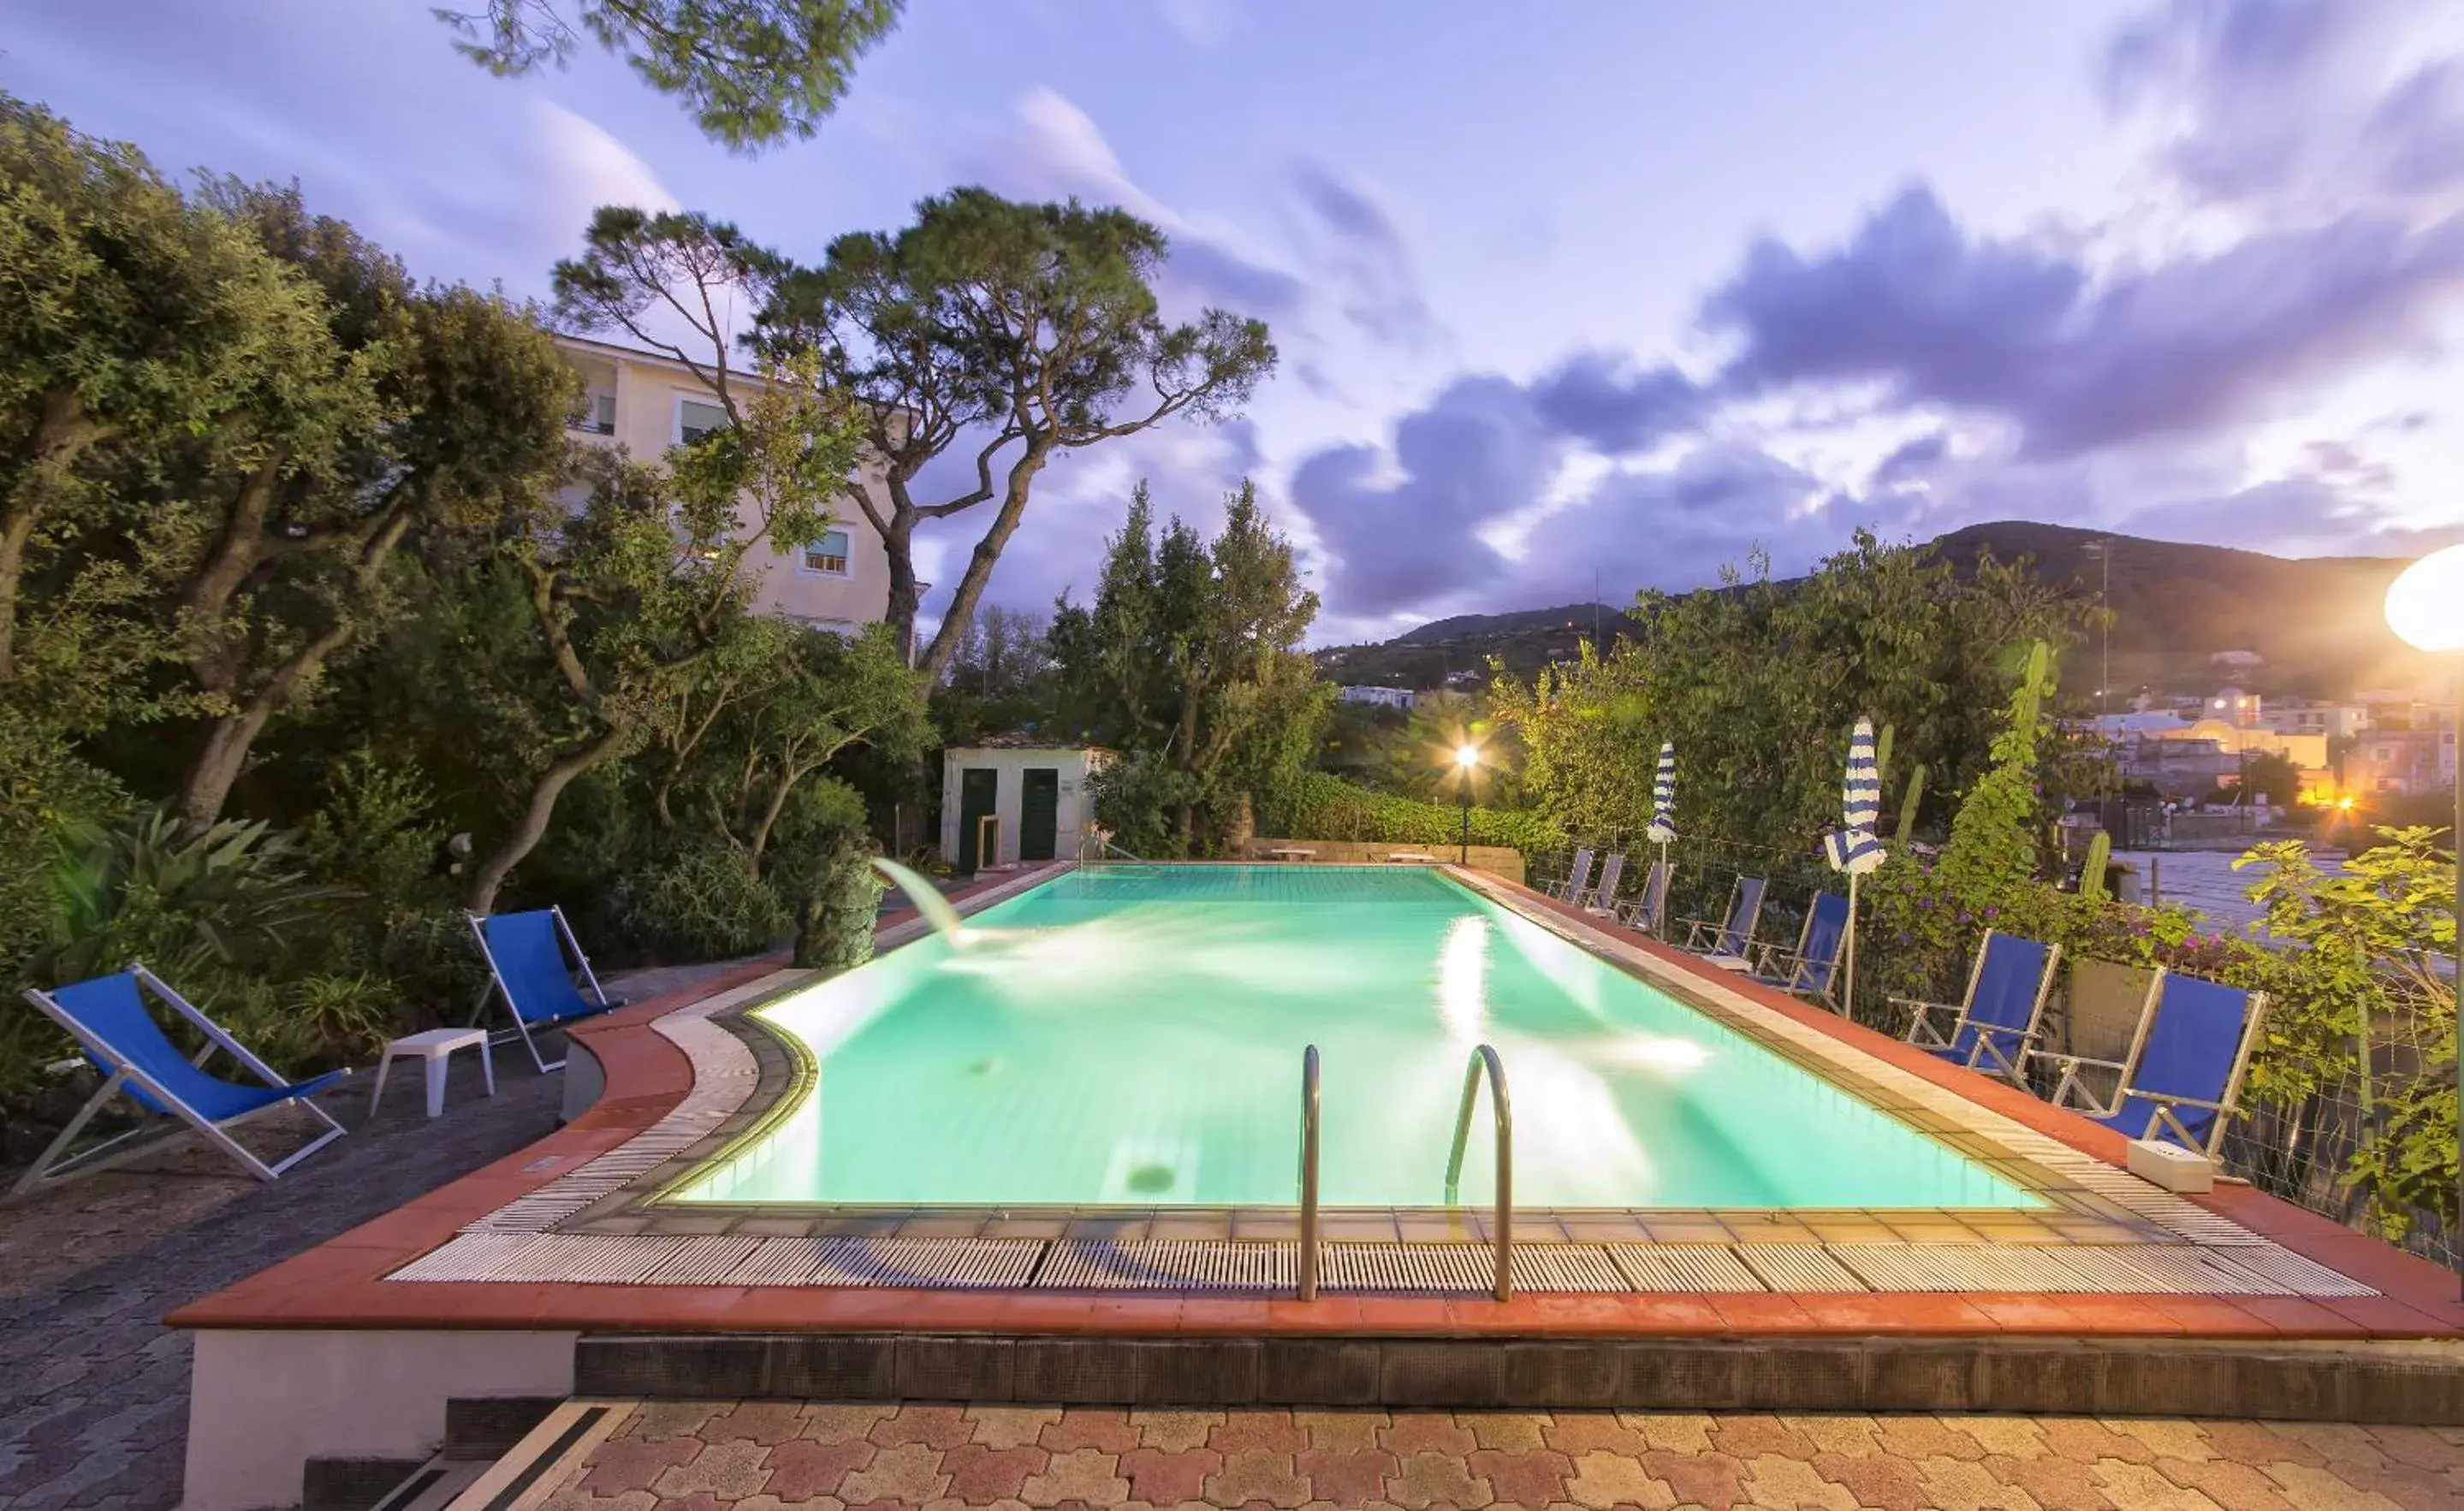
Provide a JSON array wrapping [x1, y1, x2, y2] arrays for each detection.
[[1244, 837, 1526, 886]]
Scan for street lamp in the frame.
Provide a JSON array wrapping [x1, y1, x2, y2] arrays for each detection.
[[2383, 543, 2464, 1297], [1454, 744, 1481, 864]]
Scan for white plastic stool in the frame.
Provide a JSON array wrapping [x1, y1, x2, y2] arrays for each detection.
[[368, 1027, 494, 1122]]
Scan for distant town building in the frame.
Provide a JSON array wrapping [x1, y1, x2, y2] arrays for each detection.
[[2117, 736, 2240, 793], [2209, 649, 2265, 669], [2345, 725, 2459, 797], [1338, 685, 1416, 710], [2253, 700, 2366, 741], [2093, 692, 2330, 800]]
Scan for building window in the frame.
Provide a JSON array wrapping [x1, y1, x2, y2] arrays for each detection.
[[569, 392, 615, 435], [800, 528, 851, 577], [677, 397, 728, 444]]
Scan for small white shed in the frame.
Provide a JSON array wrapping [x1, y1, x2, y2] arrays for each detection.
[[941, 743, 1111, 872]]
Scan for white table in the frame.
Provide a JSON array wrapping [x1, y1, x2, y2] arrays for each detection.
[[368, 1027, 495, 1122], [1266, 847, 1317, 862], [1384, 851, 1439, 863]]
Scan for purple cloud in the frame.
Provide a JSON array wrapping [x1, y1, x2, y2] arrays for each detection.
[[1529, 352, 1706, 454], [1704, 185, 2464, 457], [1290, 162, 1441, 350]]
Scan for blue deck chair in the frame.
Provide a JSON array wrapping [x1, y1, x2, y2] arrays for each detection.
[[466, 906, 623, 1073], [1550, 847, 1595, 906], [1749, 892, 1850, 1008], [1582, 851, 1628, 915], [1897, 930, 2062, 1083], [2047, 969, 2267, 1156], [1620, 859, 1675, 937], [12, 966, 348, 1196], [1679, 875, 1767, 970]]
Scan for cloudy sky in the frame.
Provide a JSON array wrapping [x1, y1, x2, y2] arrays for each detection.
[[11, 1, 2464, 641]]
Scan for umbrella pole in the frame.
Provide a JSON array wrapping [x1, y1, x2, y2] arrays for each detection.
[[1842, 872, 1859, 1016]]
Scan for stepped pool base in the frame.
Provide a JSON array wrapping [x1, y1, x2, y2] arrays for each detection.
[[170, 863, 2464, 1511]]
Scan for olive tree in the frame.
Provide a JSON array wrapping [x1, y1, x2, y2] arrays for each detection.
[[554, 189, 1277, 686], [166, 185, 577, 828]]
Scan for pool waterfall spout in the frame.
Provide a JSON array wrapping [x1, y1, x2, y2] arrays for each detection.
[[873, 856, 968, 943]]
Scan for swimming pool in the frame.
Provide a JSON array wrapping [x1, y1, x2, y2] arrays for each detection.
[[674, 866, 2038, 1210]]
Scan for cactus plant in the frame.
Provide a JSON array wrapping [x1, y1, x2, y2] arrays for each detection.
[[2012, 641, 2051, 733], [1895, 761, 1927, 846], [2079, 828, 2111, 904], [1873, 722, 1896, 787]]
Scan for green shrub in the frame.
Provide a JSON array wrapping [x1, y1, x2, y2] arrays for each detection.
[[302, 749, 449, 926], [608, 844, 789, 961], [1277, 773, 1560, 858], [36, 808, 359, 987]]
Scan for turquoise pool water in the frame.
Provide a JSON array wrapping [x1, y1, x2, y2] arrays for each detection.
[[676, 866, 2037, 1209]]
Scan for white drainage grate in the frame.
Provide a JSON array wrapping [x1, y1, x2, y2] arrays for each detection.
[[820, 1237, 1044, 1289], [1324, 1242, 1499, 1292], [1606, 1243, 1767, 1293], [1831, 1243, 2106, 1294], [638, 1236, 765, 1285], [1036, 1240, 1294, 1292], [726, 1237, 842, 1286], [486, 1234, 683, 1284], [1507, 1244, 1631, 1293], [2104, 1244, 2286, 1295], [388, 1232, 542, 1283], [2224, 1244, 2378, 1298], [1736, 1243, 1870, 1292]]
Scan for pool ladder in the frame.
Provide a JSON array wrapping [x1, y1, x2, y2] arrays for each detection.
[[1445, 1044, 1514, 1301], [1297, 1045, 1321, 1300], [1294, 1041, 1513, 1303]]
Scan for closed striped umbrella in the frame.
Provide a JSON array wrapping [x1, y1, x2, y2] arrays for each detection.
[[1822, 719, 1886, 876], [1647, 742, 1677, 844], [1823, 717, 1885, 1016]]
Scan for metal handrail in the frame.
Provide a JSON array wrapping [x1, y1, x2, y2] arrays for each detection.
[[1078, 832, 1144, 864], [1442, 1043, 1514, 1301], [1297, 1044, 1321, 1301]]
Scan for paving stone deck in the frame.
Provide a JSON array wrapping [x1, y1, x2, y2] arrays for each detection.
[[531, 1398, 2464, 1510], [0, 958, 746, 1511]]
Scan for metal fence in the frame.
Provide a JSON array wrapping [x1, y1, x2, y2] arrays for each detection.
[[1529, 834, 2460, 1271]]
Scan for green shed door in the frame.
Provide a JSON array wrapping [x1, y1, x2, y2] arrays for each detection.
[[957, 767, 999, 873], [1019, 767, 1060, 862]]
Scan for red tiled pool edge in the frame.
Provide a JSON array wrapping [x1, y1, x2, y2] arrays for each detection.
[[168, 863, 2464, 1343]]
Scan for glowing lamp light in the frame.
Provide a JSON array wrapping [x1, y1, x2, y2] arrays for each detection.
[[2385, 544, 2464, 652], [1455, 744, 1481, 770], [2337, 797, 2356, 812]]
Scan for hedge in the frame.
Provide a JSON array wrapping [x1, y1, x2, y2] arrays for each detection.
[[1277, 773, 1562, 858]]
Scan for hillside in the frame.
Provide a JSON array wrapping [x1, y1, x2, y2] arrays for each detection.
[[1315, 523, 2432, 699]]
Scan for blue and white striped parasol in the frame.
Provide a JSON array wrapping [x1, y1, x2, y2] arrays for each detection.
[[1647, 742, 1677, 844], [1822, 719, 1886, 877], [1822, 717, 1885, 1015]]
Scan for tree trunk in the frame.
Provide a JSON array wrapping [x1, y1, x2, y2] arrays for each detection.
[[882, 513, 922, 667], [914, 447, 1051, 684], [0, 390, 107, 686], [0, 494, 39, 690], [745, 767, 803, 880], [174, 510, 414, 829], [461, 722, 634, 915], [184, 456, 282, 619]]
